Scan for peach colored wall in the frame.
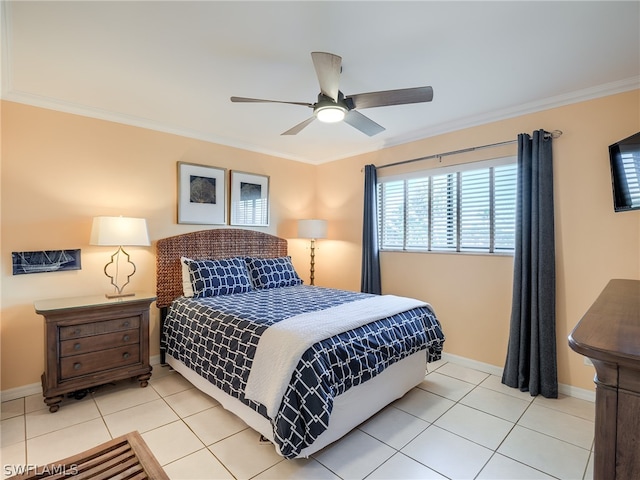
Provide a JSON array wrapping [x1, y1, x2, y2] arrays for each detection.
[[2, 90, 639, 395], [0, 101, 316, 391], [316, 90, 640, 392]]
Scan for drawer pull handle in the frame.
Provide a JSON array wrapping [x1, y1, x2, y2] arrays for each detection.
[[74, 343, 81, 351], [73, 363, 82, 370], [74, 328, 81, 335], [123, 321, 130, 328], [123, 352, 130, 359], [123, 335, 130, 342]]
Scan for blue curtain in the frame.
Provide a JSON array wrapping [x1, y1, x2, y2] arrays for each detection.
[[361, 164, 381, 294], [502, 130, 557, 398]]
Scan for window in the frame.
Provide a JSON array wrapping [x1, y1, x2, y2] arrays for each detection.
[[377, 157, 517, 253]]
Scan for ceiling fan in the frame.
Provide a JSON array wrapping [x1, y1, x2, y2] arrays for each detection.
[[230, 52, 434, 137]]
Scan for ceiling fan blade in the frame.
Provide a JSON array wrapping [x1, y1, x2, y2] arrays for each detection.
[[281, 116, 316, 136], [311, 52, 342, 101], [230, 96, 312, 107], [347, 86, 433, 109], [343, 110, 385, 137]]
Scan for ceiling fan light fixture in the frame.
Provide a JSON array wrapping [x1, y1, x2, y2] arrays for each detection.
[[315, 105, 346, 123], [231, 52, 433, 136]]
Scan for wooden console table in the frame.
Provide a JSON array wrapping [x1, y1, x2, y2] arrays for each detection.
[[569, 279, 640, 480]]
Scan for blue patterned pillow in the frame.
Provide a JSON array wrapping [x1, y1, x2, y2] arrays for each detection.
[[186, 257, 253, 297], [245, 256, 303, 289]]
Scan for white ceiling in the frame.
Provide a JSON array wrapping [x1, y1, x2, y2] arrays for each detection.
[[2, 1, 639, 164]]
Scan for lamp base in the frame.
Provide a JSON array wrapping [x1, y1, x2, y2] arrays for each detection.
[[105, 292, 136, 299], [104, 246, 138, 299]]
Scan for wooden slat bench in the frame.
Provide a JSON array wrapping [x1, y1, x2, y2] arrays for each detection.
[[7, 431, 168, 480]]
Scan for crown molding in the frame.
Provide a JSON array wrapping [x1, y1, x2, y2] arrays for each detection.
[[3, 76, 638, 166]]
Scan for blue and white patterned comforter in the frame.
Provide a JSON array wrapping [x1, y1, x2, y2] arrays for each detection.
[[163, 285, 445, 458]]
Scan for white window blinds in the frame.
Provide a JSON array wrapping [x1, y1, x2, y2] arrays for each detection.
[[377, 157, 517, 254]]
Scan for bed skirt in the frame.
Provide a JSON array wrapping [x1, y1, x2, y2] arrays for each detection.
[[166, 350, 427, 458]]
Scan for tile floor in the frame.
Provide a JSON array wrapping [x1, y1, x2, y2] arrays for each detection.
[[1, 359, 595, 480]]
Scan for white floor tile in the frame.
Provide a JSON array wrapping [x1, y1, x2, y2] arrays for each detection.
[[1, 442, 26, 479], [25, 397, 100, 439], [584, 451, 594, 480], [254, 457, 339, 480], [418, 372, 476, 401], [5, 359, 600, 480], [103, 398, 179, 437], [313, 429, 395, 480], [498, 426, 591, 479], [368, 452, 447, 479], [26, 418, 111, 466], [393, 387, 455, 423], [208, 429, 283, 480], [426, 358, 446, 373], [24, 394, 46, 414], [533, 393, 595, 422], [163, 387, 220, 418], [517, 404, 594, 449], [92, 380, 160, 415], [477, 453, 554, 479], [183, 405, 248, 446], [358, 405, 429, 449], [1, 399, 24, 420], [163, 448, 234, 480], [140, 420, 205, 466], [459, 385, 531, 422], [1, 416, 25, 448], [402, 425, 493, 479], [150, 372, 194, 397], [480, 375, 536, 402], [434, 403, 514, 449], [436, 362, 490, 385]]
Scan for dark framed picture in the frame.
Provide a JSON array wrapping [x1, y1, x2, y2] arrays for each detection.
[[12, 249, 81, 275], [230, 171, 269, 226], [177, 162, 227, 224]]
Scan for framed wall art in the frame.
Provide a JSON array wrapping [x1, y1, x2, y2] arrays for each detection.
[[230, 171, 269, 226], [177, 162, 227, 224], [12, 249, 81, 275]]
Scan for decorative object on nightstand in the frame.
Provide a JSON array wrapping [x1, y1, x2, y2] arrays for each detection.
[[298, 219, 327, 286], [35, 293, 156, 413], [90, 216, 150, 298]]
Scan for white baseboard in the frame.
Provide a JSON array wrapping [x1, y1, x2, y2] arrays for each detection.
[[0, 353, 595, 404], [0, 382, 42, 403], [441, 352, 505, 376], [0, 355, 164, 403], [441, 352, 595, 403]]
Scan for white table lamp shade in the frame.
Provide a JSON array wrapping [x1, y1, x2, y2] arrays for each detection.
[[298, 219, 327, 240], [90, 216, 150, 246]]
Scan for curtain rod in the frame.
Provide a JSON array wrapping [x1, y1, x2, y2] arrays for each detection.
[[375, 130, 563, 171]]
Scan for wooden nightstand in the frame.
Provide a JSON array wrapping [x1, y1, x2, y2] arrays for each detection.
[[35, 293, 156, 412]]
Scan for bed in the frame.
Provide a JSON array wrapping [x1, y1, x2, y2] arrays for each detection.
[[156, 228, 445, 458]]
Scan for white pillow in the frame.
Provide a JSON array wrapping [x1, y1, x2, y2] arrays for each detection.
[[181, 256, 195, 297]]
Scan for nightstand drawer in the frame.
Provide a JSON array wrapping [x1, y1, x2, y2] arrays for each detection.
[[60, 345, 141, 380], [60, 329, 139, 357], [59, 316, 140, 340]]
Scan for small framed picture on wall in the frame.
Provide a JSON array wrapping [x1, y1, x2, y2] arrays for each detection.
[[177, 162, 227, 224], [229, 171, 269, 226]]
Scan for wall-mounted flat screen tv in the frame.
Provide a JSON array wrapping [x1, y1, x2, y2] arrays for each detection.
[[609, 131, 640, 212]]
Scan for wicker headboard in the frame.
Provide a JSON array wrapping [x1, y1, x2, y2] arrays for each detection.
[[155, 228, 288, 308]]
